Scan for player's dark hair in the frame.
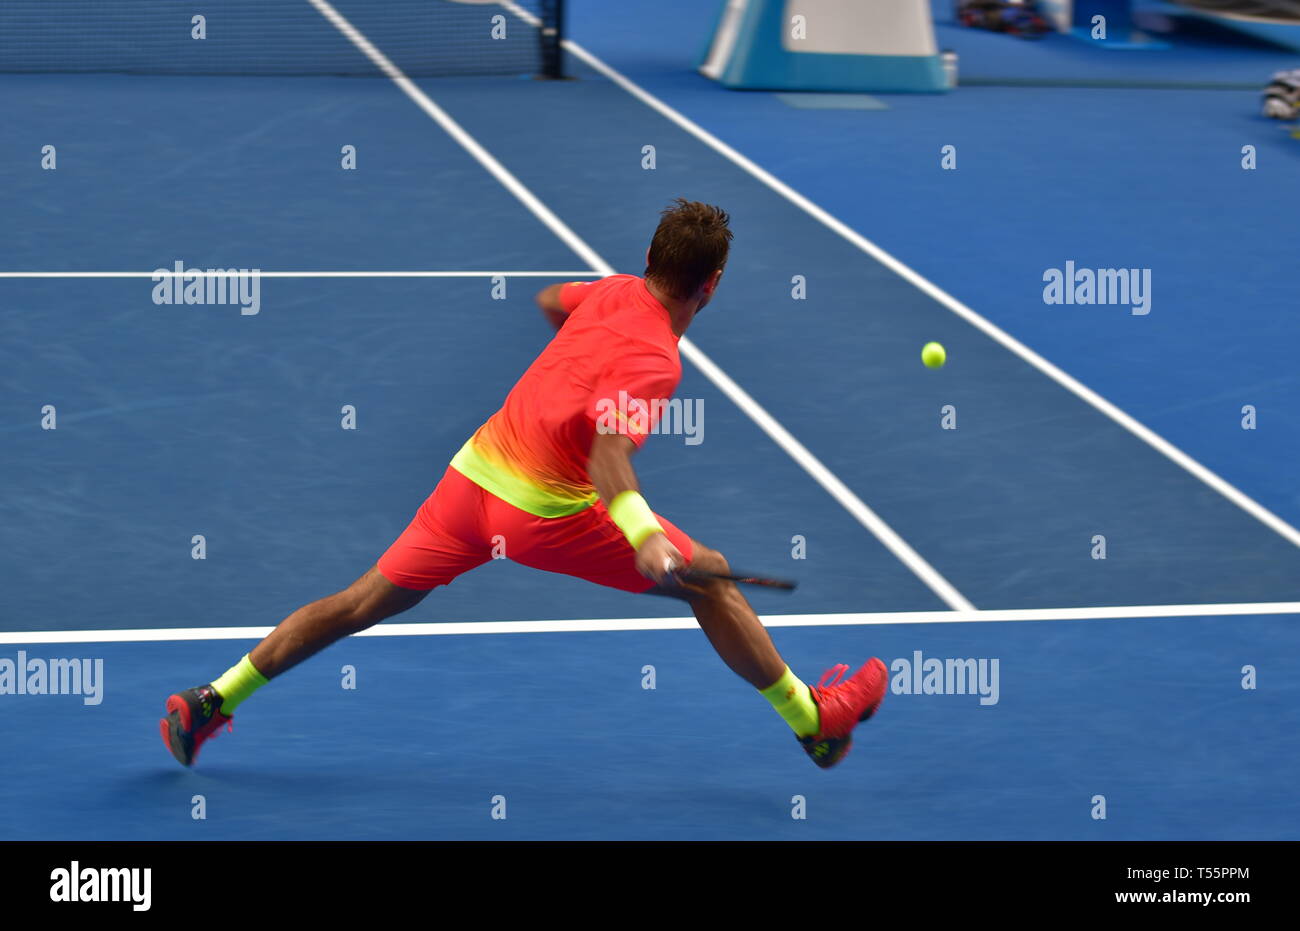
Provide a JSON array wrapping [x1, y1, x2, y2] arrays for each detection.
[[645, 199, 732, 300]]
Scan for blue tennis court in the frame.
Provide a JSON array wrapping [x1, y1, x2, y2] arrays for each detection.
[[2, 0, 1298, 840]]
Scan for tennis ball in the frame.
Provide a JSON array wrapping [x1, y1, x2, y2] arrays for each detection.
[[921, 341, 946, 369]]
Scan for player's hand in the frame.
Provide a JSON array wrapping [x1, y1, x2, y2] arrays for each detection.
[[542, 307, 569, 331], [635, 532, 685, 586]]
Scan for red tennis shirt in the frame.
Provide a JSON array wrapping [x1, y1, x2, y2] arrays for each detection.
[[449, 274, 682, 517]]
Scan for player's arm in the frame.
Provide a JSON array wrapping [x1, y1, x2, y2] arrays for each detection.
[[535, 283, 572, 331], [588, 431, 682, 584]]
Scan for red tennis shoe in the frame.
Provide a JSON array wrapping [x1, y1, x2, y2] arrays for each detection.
[[159, 684, 232, 767], [800, 658, 888, 769]]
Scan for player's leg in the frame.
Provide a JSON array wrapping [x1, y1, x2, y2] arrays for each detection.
[[651, 539, 819, 740], [247, 565, 428, 679], [666, 538, 887, 768], [483, 494, 887, 768], [158, 566, 430, 768], [665, 541, 784, 688], [159, 467, 491, 766], [500, 502, 786, 687]]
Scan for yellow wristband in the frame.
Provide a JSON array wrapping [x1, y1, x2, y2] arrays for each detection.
[[608, 490, 664, 549]]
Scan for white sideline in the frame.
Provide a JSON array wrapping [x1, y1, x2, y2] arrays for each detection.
[[556, 36, 1300, 552], [3, 601, 1298, 644]]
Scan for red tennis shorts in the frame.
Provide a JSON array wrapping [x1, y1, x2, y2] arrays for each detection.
[[377, 466, 694, 592]]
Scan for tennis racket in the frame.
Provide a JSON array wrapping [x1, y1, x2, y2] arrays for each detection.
[[672, 566, 798, 592]]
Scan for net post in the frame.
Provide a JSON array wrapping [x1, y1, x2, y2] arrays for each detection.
[[540, 0, 564, 79]]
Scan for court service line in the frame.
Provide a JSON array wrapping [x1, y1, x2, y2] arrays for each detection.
[[0, 271, 602, 279], [306, 0, 976, 612], [557, 39, 1300, 552], [3, 601, 1298, 645]]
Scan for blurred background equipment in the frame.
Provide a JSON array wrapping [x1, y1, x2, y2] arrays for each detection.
[[957, 0, 1053, 38], [699, 0, 950, 92], [1158, 0, 1300, 51], [1262, 67, 1300, 117], [1039, 0, 1300, 50]]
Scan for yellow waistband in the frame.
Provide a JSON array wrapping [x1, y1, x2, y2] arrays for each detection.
[[450, 439, 597, 518]]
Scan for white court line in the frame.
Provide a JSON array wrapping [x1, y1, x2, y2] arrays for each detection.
[[305, 0, 608, 276], [680, 344, 972, 610], [558, 38, 1300, 552], [3, 602, 1297, 644], [0, 271, 602, 279], [307, 0, 976, 612], [498, 1, 543, 27]]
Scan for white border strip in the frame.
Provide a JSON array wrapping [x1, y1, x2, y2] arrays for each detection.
[[0, 271, 602, 279], [306, 0, 976, 612], [4, 602, 1297, 644], [560, 39, 1300, 551]]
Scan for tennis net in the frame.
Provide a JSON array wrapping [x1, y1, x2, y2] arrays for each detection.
[[0, 1, 564, 78]]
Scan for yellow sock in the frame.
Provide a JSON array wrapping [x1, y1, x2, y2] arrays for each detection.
[[211, 654, 268, 716], [759, 666, 820, 738]]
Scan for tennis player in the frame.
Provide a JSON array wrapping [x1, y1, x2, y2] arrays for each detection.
[[160, 199, 887, 770]]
